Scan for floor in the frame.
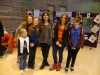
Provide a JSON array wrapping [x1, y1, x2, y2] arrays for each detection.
[[0, 44, 100, 75]]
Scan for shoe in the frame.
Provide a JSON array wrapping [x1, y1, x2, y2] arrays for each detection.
[[49, 64, 57, 71], [28, 65, 34, 69], [56, 64, 61, 71], [65, 67, 68, 72], [70, 67, 74, 71], [45, 62, 49, 66], [40, 64, 45, 69]]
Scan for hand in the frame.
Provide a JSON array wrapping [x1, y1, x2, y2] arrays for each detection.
[[58, 43, 62, 47], [30, 43, 34, 47], [56, 41, 59, 45], [56, 41, 62, 47]]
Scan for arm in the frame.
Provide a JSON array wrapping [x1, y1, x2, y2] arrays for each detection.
[[77, 27, 84, 48], [17, 39, 21, 56], [50, 23, 54, 45], [80, 27, 84, 48], [67, 28, 72, 48], [17, 38, 24, 55], [27, 37, 29, 54]]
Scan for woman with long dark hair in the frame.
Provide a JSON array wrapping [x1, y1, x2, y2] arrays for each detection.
[[50, 14, 68, 71], [39, 12, 53, 69]]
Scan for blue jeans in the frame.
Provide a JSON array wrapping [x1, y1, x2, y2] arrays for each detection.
[[19, 54, 28, 70], [52, 42, 65, 64]]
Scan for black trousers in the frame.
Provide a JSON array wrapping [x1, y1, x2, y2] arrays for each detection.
[[0, 37, 7, 56], [28, 45, 37, 68], [40, 43, 50, 64], [66, 47, 80, 68]]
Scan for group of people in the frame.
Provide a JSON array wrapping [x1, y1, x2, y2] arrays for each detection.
[[16, 11, 84, 73]]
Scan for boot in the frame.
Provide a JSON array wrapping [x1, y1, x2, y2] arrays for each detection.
[[49, 64, 57, 71], [56, 63, 61, 71]]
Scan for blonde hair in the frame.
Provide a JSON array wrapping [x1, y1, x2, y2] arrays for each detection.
[[19, 28, 27, 36]]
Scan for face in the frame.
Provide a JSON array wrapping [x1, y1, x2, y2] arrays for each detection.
[[27, 16, 33, 24], [43, 13, 49, 21], [72, 18, 80, 27], [61, 15, 67, 24], [33, 18, 39, 26], [21, 29, 27, 38]]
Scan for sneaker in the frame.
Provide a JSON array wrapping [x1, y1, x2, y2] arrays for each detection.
[[28, 66, 34, 69], [45, 62, 49, 66]]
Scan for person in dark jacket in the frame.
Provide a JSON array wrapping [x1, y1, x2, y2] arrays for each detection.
[[28, 17, 40, 69], [50, 14, 68, 71], [39, 12, 53, 69], [65, 16, 84, 72], [0, 21, 4, 37], [0, 20, 5, 57]]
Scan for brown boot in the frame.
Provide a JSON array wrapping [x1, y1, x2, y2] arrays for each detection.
[[56, 64, 61, 71], [49, 64, 57, 71]]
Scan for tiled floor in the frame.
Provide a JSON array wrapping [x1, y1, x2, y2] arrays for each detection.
[[0, 44, 100, 75]]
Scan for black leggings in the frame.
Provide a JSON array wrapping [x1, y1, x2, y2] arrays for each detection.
[[66, 48, 80, 68], [28, 45, 37, 68], [40, 43, 50, 64]]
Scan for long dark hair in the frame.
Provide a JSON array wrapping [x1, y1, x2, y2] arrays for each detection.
[[57, 14, 68, 25], [55, 14, 68, 30]]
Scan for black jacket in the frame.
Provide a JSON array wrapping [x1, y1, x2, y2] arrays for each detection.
[[0, 21, 4, 37], [53, 24, 68, 46]]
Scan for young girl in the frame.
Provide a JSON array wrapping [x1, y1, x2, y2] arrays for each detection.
[[28, 17, 40, 69], [50, 14, 68, 71], [17, 28, 29, 73], [39, 12, 53, 69], [65, 16, 84, 72]]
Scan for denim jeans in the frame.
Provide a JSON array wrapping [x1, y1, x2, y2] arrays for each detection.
[[19, 54, 28, 70]]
